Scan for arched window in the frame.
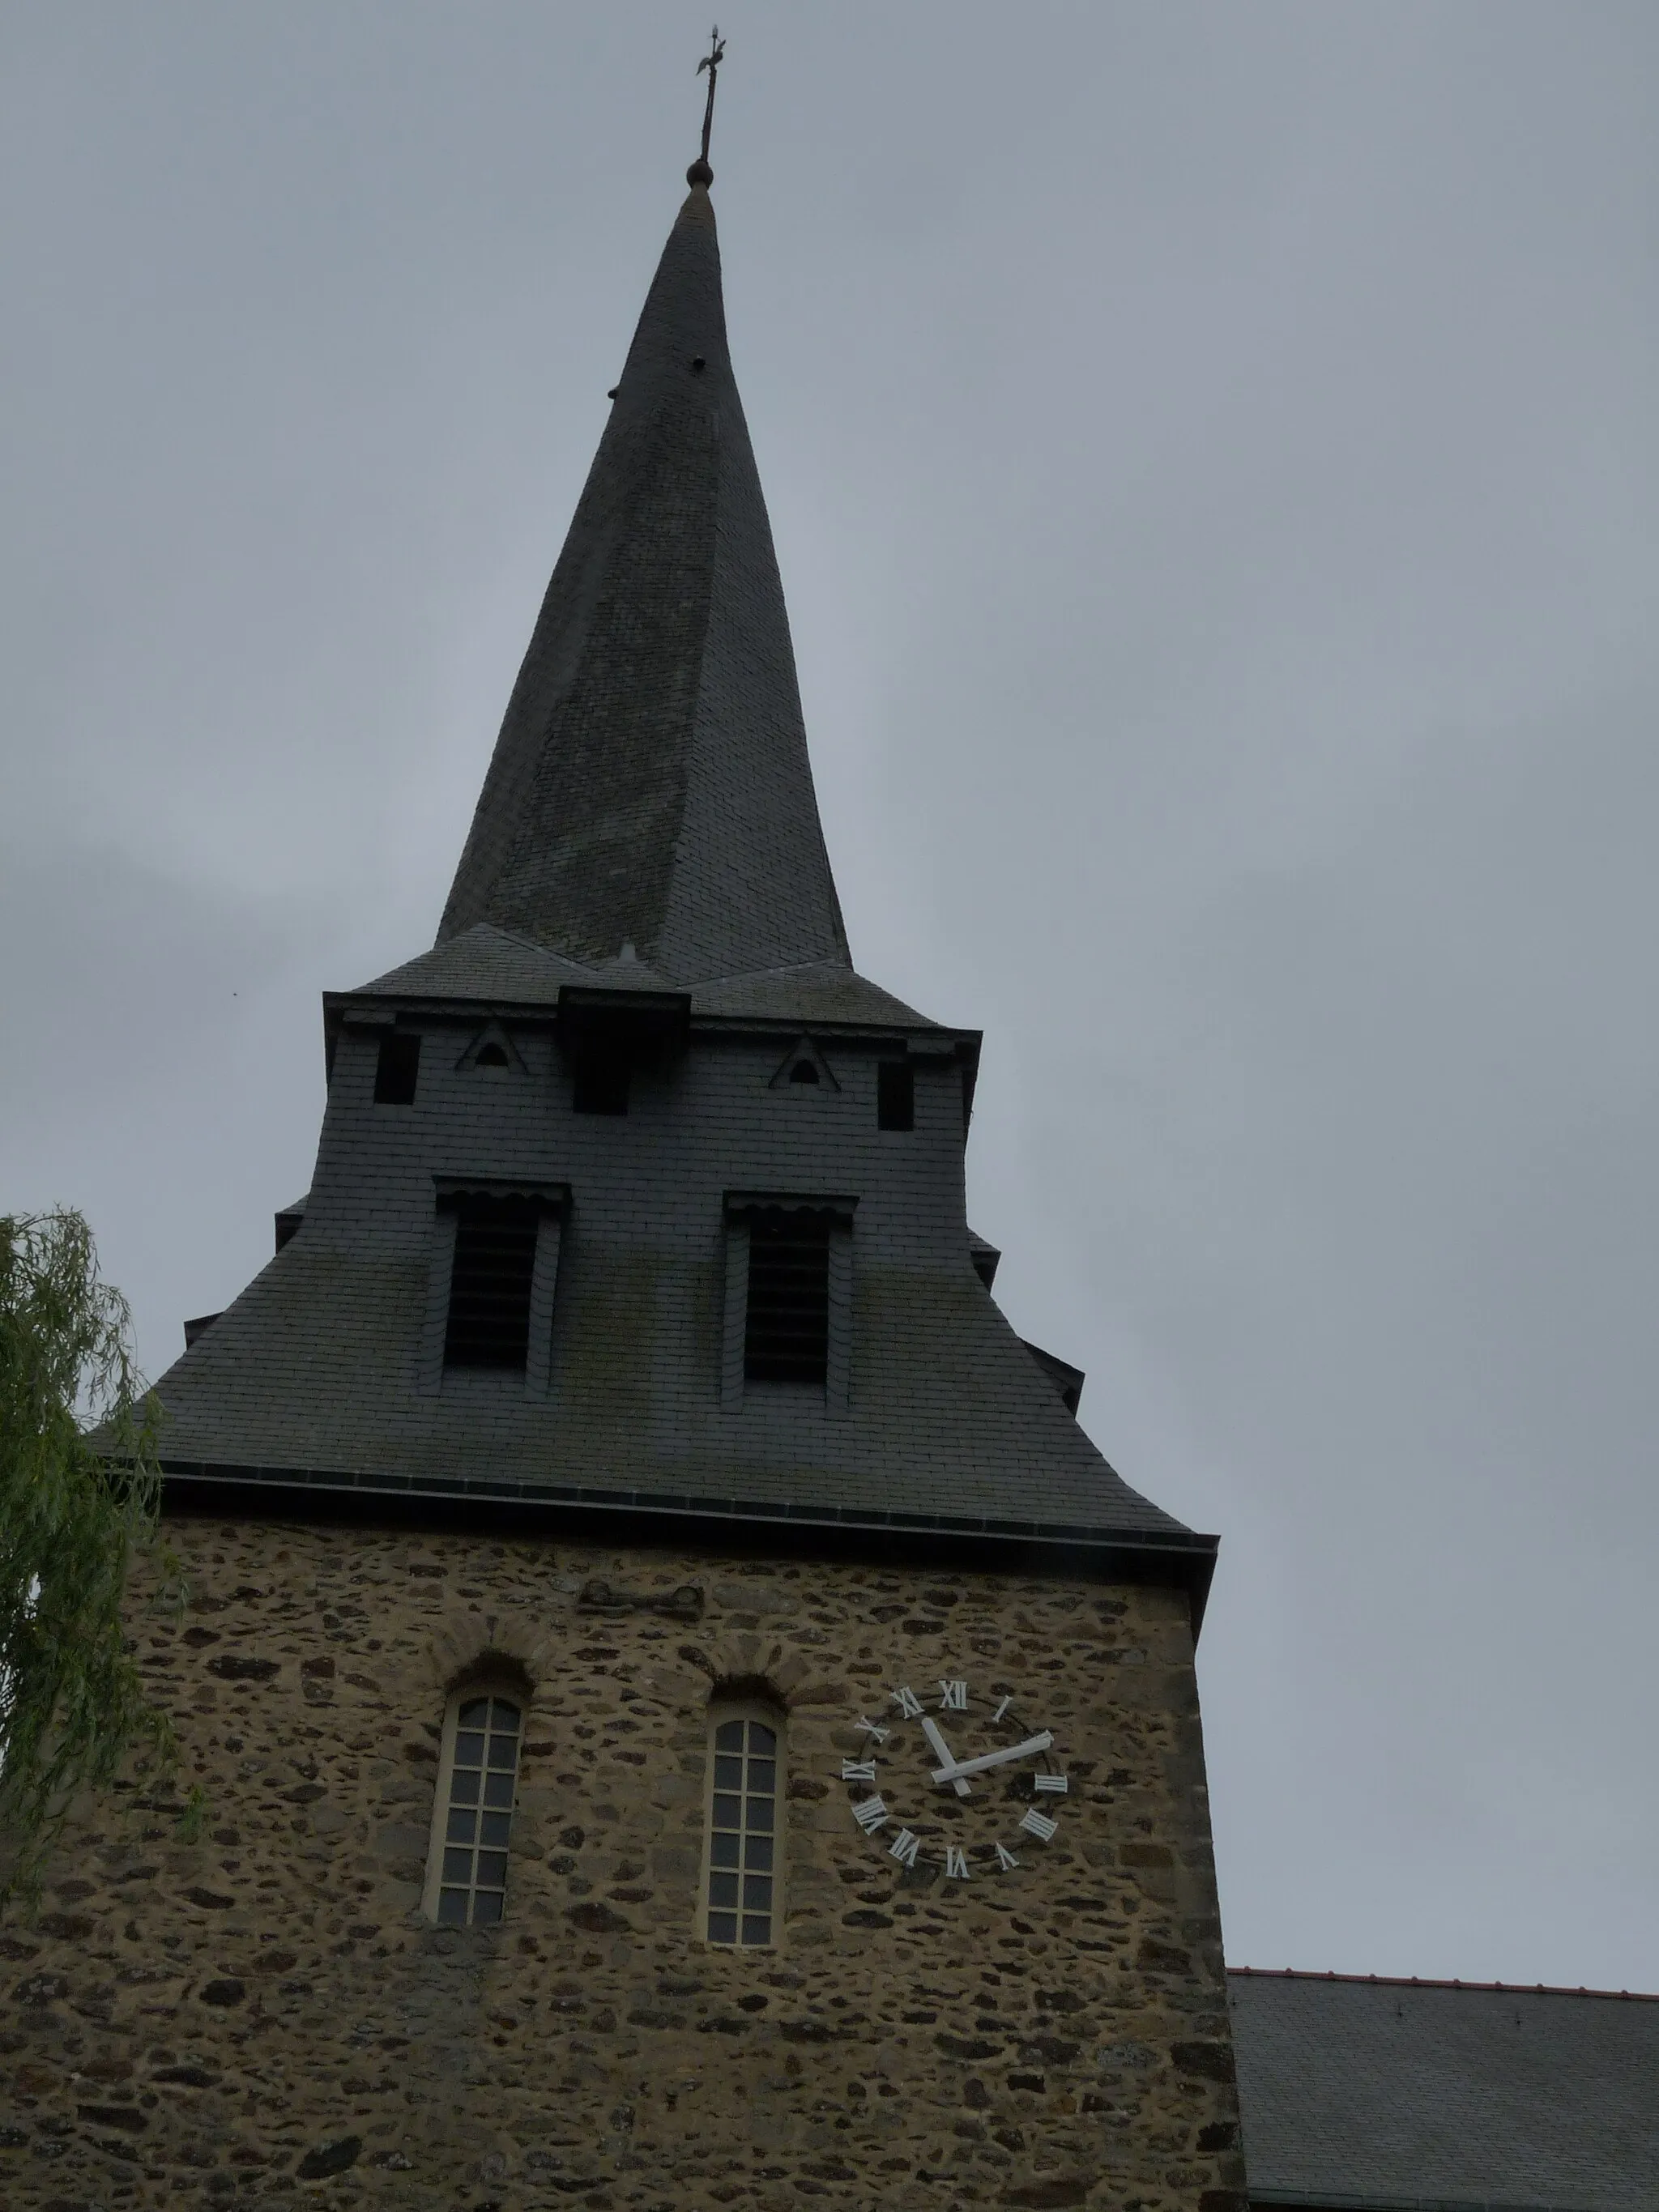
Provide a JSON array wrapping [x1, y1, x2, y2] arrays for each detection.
[[703, 1702, 784, 1948], [424, 1686, 522, 1925]]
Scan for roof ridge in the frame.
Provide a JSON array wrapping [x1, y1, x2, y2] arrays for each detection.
[[1228, 1966, 1659, 2003], [463, 919, 582, 958], [699, 955, 864, 984]]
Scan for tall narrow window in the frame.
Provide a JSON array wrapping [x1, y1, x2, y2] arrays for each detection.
[[426, 1690, 522, 1926], [373, 1032, 421, 1105], [571, 1044, 630, 1115], [877, 1061, 915, 1132], [444, 1196, 539, 1369], [744, 1213, 830, 1384], [704, 1707, 783, 1948]]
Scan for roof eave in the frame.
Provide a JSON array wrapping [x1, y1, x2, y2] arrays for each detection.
[[323, 986, 980, 1051], [156, 1459, 1218, 1635]]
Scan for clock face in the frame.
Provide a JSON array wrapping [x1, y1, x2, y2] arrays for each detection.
[[839, 1677, 1068, 1882]]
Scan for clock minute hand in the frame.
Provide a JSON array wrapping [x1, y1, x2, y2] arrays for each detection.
[[929, 1730, 1053, 1785], [920, 1715, 972, 1797]]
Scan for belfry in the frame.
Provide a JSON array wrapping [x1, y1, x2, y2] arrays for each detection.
[[17, 104, 1247, 2212]]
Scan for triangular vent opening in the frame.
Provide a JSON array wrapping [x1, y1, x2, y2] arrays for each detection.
[[456, 1021, 528, 1076], [769, 1036, 838, 1093]]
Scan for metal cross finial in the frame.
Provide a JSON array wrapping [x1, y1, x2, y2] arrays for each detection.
[[689, 26, 725, 185]]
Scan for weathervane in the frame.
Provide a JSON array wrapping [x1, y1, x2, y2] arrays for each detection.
[[688, 26, 725, 185]]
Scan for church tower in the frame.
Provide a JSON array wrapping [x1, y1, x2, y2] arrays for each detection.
[[11, 139, 1244, 2212]]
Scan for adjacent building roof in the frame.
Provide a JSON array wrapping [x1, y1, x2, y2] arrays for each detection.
[[437, 183, 851, 986], [1229, 1967, 1659, 2212]]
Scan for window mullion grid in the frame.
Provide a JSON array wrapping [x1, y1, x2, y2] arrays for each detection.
[[744, 1215, 831, 1384], [707, 1715, 778, 1948], [437, 1694, 521, 1925]]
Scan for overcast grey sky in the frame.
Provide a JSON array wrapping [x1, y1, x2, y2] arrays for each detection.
[[3, 3, 1657, 1992]]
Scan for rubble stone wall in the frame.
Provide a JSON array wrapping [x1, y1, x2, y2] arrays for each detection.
[[0, 1515, 1244, 2212]]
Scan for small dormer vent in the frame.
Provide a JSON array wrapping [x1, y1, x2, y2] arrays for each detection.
[[1021, 1339, 1085, 1418], [769, 1036, 838, 1092], [274, 1195, 309, 1253], [457, 1021, 526, 1076], [968, 1233, 1001, 1291]]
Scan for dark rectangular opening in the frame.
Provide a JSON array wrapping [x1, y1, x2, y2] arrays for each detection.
[[744, 1213, 831, 1385], [373, 1033, 422, 1105], [571, 1046, 630, 1116], [443, 1196, 540, 1370], [877, 1062, 915, 1132]]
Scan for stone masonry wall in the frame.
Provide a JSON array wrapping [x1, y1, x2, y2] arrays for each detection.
[[0, 1515, 1243, 2212]]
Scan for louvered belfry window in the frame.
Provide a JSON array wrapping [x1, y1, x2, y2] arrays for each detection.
[[433, 1692, 521, 1925], [744, 1210, 831, 1384], [443, 1196, 539, 1369]]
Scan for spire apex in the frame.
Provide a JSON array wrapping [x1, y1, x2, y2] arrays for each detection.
[[687, 26, 724, 187], [437, 155, 851, 984]]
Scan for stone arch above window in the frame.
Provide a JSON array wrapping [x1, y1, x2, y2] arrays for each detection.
[[702, 1695, 786, 1950], [676, 1634, 823, 1711], [423, 1677, 525, 1926], [424, 1607, 557, 1700]]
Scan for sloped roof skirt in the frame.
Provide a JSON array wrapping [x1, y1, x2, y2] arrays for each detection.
[[437, 184, 851, 986]]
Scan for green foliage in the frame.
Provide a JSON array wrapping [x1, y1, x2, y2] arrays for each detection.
[[0, 1209, 175, 1907], [173, 1783, 209, 1844]]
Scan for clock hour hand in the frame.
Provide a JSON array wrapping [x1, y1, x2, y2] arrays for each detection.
[[929, 1729, 1053, 1785], [920, 1715, 972, 1796]]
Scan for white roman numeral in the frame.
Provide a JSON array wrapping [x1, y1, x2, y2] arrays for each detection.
[[889, 1686, 923, 1719], [1034, 1772, 1068, 1794], [841, 1760, 877, 1783], [994, 1842, 1020, 1871], [937, 1678, 967, 1711], [855, 1715, 889, 1743], [1017, 1806, 1059, 1843], [991, 1695, 1013, 1723], [945, 1845, 970, 1880], [851, 1796, 889, 1833], [888, 1828, 921, 1868]]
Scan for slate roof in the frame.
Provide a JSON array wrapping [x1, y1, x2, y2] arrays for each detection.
[[152, 1203, 1199, 1556], [138, 173, 1213, 1601], [437, 184, 851, 986], [1229, 1968, 1659, 2212], [359, 923, 931, 1031]]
